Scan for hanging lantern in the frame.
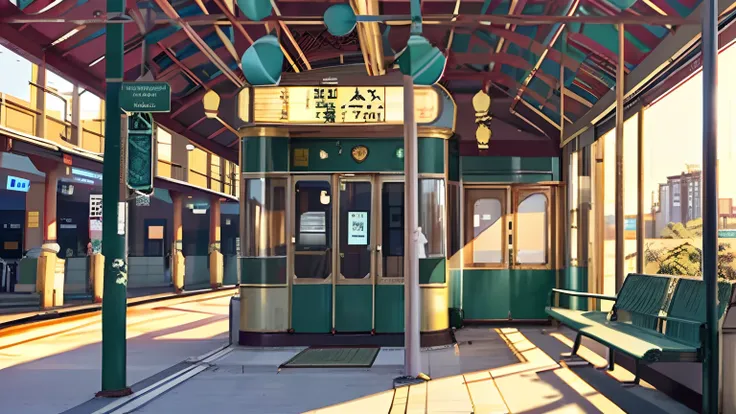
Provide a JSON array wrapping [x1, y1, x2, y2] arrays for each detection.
[[237, 0, 272, 21], [323, 4, 357, 37], [203, 90, 221, 119], [476, 124, 491, 150], [472, 89, 493, 150], [241, 35, 284, 86], [472, 90, 491, 116]]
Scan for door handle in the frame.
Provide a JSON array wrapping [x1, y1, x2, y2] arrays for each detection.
[[376, 244, 382, 252]]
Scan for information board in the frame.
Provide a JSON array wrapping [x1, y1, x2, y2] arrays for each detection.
[[348, 212, 368, 245]]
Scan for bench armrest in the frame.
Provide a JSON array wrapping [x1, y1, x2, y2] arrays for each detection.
[[551, 288, 617, 301]]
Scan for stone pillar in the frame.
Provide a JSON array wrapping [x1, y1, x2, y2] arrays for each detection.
[[171, 191, 185, 292], [209, 196, 223, 288]]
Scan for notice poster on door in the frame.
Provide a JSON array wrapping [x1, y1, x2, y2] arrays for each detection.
[[348, 212, 368, 245]]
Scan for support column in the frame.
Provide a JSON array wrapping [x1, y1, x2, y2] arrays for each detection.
[[614, 23, 625, 293], [701, 0, 719, 412], [37, 168, 60, 307], [34, 57, 46, 139], [209, 196, 223, 288], [172, 192, 185, 292], [71, 84, 81, 147], [403, 74, 421, 378], [636, 109, 644, 274], [98, 0, 130, 397]]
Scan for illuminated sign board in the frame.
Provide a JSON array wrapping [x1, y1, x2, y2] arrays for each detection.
[[6, 176, 30, 192], [253, 86, 440, 125], [72, 168, 103, 181]]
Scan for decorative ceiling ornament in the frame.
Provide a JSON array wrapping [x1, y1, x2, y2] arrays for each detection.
[[473, 89, 493, 150], [237, 0, 272, 21], [241, 35, 284, 85], [323, 4, 357, 37], [395, 35, 446, 86]]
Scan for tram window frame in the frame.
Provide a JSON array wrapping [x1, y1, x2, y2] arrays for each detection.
[[418, 178, 446, 258], [243, 178, 288, 257], [464, 188, 508, 269]]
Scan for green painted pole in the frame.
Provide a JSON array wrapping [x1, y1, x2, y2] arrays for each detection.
[[98, 0, 130, 397], [702, 0, 719, 412]]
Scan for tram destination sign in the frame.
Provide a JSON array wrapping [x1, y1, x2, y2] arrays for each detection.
[[252, 86, 440, 125], [120, 82, 171, 113]]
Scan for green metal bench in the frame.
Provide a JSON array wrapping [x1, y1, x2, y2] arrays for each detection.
[[546, 273, 734, 385]]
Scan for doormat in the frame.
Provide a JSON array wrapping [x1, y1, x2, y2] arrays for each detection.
[[279, 346, 380, 368]]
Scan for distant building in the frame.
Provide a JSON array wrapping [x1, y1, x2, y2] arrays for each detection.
[[665, 170, 701, 225]]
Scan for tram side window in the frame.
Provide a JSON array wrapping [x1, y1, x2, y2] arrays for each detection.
[[419, 179, 446, 257], [516, 193, 548, 264], [243, 178, 287, 257], [472, 199, 503, 264]]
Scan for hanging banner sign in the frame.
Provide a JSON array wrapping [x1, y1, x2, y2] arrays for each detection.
[[127, 112, 155, 194], [348, 211, 368, 246], [253, 86, 440, 125]]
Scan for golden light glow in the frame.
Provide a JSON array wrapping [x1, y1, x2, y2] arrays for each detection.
[[252, 86, 440, 125], [203, 90, 221, 119]]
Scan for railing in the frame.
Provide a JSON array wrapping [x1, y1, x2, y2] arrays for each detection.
[[0, 92, 39, 136], [158, 159, 184, 181]]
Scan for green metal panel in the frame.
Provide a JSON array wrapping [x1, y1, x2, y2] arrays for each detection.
[[375, 284, 404, 333], [419, 257, 446, 284], [417, 138, 445, 174], [448, 140, 460, 182], [462, 269, 510, 320], [291, 284, 332, 333], [334, 285, 373, 332], [561, 267, 588, 311], [462, 174, 555, 183], [509, 269, 556, 320], [460, 156, 560, 183], [17, 258, 38, 285], [448, 269, 461, 308], [240, 257, 287, 285], [289, 138, 445, 173], [241, 137, 289, 173]]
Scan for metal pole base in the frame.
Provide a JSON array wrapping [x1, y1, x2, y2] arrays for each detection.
[[95, 387, 133, 398], [393, 375, 428, 388]]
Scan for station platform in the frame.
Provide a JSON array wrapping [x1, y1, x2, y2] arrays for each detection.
[[61, 326, 695, 414]]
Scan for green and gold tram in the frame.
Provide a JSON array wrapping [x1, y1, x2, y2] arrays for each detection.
[[238, 73, 563, 347]]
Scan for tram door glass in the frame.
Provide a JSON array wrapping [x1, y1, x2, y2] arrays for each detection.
[[339, 180, 372, 279], [513, 188, 551, 268], [381, 182, 404, 278], [294, 180, 332, 279], [464, 188, 507, 267]]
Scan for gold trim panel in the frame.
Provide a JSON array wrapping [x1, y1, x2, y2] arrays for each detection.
[[238, 126, 289, 138]]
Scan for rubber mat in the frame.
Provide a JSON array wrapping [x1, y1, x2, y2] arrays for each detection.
[[279, 346, 380, 368]]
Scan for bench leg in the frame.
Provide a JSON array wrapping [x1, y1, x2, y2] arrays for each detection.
[[608, 348, 615, 371], [560, 333, 588, 366], [621, 360, 641, 387]]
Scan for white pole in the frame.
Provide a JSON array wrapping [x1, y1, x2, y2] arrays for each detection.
[[403, 74, 421, 378]]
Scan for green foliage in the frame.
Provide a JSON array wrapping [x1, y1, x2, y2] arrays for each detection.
[[660, 219, 703, 239], [645, 241, 736, 281]]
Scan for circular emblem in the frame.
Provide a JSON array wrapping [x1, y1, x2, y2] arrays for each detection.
[[351, 145, 369, 163]]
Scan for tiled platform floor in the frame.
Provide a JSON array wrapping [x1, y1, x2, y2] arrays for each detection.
[[81, 326, 697, 414]]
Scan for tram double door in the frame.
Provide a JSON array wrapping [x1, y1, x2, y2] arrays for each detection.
[[463, 185, 559, 321], [291, 174, 404, 333]]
